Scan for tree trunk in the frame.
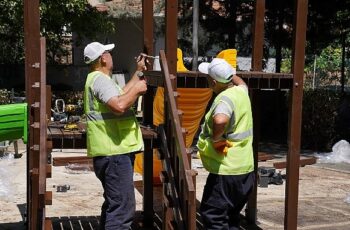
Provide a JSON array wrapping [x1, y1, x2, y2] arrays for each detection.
[[341, 31, 346, 94]]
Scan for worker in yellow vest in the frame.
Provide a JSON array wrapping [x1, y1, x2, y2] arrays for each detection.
[[83, 42, 147, 229], [198, 58, 255, 229]]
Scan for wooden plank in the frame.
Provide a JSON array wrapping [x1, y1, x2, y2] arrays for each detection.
[[24, 0, 41, 228], [135, 55, 157, 228], [46, 85, 51, 119], [140, 126, 158, 140], [47, 127, 62, 138], [143, 138, 154, 227], [274, 157, 316, 169], [39, 37, 47, 196], [45, 191, 52, 205], [45, 218, 52, 230], [52, 156, 92, 166], [24, 0, 40, 106], [142, 0, 154, 66], [285, 0, 308, 229], [160, 50, 197, 229], [47, 127, 83, 139], [165, 0, 178, 76], [251, 0, 265, 71], [258, 153, 274, 161], [30, 169, 39, 230], [246, 89, 261, 223], [186, 170, 197, 230]]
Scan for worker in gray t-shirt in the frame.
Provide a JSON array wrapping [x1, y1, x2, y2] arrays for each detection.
[[83, 41, 147, 230]]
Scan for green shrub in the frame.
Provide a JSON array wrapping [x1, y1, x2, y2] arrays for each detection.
[[301, 89, 342, 151], [0, 89, 11, 105]]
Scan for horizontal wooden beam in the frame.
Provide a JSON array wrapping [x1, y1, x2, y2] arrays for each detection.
[[274, 157, 317, 169], [52, 156, 92, 167], [145, 70, 293, 89], [258, 152, 274, 161]]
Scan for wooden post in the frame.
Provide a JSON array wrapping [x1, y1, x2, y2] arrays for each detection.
[[165, 0, 178, 77], [246, 0, 265, 224], [285, 0, 308, 229], [142, 0, 155, 228], [24, 0, 41, 229]]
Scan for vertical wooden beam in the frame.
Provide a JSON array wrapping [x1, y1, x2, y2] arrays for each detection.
[[251, 0, 265, 71], [165, 0, 178, 76], [46, 85, 51, 122], [285, 0, 308, 229], [24, 0, 40, 106], [24, 0, 41, 229], [142, 0, 154, 69], [39, 37, 47, 196], [246, 88, 260, 224], [246, 0, 265, 224], [142, 0, 154, 125], [142, 138, 154, 228], [142, 1, 154, 228], [30, 169, 39, 229]]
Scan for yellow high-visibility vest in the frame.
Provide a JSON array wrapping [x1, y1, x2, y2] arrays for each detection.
[[197, 86, 254, 175], [84, 71, 143, 157]]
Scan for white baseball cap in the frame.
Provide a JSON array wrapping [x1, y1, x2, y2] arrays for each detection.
[[198, 58, 236, 83], [84, 42, 115, 64]]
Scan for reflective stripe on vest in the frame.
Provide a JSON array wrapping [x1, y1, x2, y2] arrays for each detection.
[[219, 95, 253, 141], [227, 128, 253, 141]]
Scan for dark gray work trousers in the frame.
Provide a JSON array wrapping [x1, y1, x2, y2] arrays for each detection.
[[93, 154, 135, 230], [200, 171, 255, 230]]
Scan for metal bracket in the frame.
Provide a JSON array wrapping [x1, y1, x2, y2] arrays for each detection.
[[31, 63, 40, 68]]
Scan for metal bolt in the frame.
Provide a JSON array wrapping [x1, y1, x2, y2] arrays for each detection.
[[31, 63, 40, 68]]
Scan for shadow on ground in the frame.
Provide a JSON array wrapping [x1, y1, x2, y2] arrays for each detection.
[[0, 212, 158, 230], [0, 222, 26, 230], [0, 202, 263, 230], [50, 212, 161, 230]]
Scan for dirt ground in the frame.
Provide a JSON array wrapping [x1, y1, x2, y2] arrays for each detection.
[[1, 141, 350, 230]]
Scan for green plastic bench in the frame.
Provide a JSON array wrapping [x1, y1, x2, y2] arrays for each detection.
[[0, 103, 28, 144]]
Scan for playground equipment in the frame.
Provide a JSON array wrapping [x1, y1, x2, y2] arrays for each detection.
[[176, 48, 189, 72], [24, 0, 308, 229], [0, 103, 28, 143], [217, 49, 238, 69], [134, 48, 212, 184]]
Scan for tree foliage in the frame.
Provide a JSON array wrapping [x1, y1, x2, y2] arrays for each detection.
[[0, 0, 115, 64], [0, 0, 24, 64], [178, 0, 348, 61], [302, 89, 341, 151], [178, 0, 255, 58]]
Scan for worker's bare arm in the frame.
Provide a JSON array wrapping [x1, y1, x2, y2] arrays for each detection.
[[231, 75, 247, 87], [212, 113, 230, 141], [107, 79, 147, 114]]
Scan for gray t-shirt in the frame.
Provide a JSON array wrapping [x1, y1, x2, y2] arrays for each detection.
[[212, 85, 248, 123], [92, 73, 120, 103]]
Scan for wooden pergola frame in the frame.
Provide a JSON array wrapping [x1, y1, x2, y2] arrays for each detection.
[[24, 0, 308, 229], [141, 0, 308, 229]]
